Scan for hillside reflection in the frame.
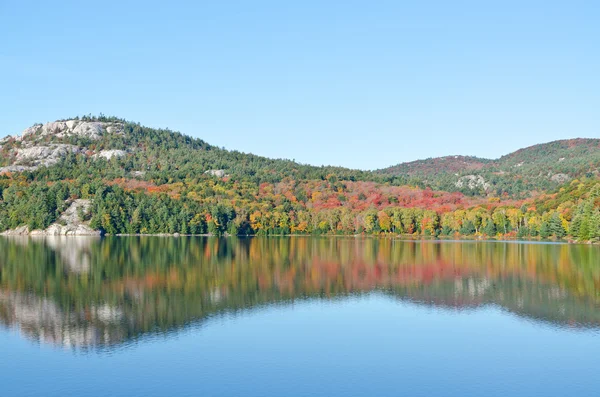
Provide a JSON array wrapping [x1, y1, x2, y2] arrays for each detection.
[[1, 237, 599, 349]]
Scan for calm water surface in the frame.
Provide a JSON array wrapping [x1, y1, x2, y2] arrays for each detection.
[[1, 237, 599, 396]]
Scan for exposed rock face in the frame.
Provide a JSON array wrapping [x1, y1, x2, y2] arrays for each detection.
[[18, 120, 123, 142], [550, 173, 571, 184], [71, 122, 104, 140], [49, 199, 100, 236], [15, 144, 81, 167], [2, 224, 101, 237], [93, 149, 127, 160], [43, 223, 100, 236], [455, 175, 491, 191], [205, 169, 226, 178], [0, 120, 127, 173], [62, 199, 91, 223], [18, 124, 42, 140], [0, 165, 38, 173], [0, 200, 101, 236], [1, 225, 30, 235]]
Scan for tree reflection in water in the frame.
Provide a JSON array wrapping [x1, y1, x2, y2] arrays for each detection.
[[0, 237, 599, 349]]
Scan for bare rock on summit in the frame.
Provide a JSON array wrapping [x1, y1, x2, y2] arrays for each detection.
[[71, 122, 105, 140], [19, 121, 112, 142], [1, 120, 128, 173]]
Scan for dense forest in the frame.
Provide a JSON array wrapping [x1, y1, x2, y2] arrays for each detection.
[[0, 116, 599, 241]]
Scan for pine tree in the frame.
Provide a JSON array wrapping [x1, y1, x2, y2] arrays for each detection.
[[548, 213, 565, 238], [540, 222, 550, 239], [483, 221, 496, 236]]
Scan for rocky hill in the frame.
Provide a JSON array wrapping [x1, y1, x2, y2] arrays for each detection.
[[0, 116, 598, 240], [0, 116, 373, 184], [0, 119, 127, 173]]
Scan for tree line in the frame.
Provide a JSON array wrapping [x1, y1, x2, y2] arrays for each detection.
[[1, 172, 598, 241]]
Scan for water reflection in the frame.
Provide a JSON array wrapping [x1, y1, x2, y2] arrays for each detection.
[[1, 237, 599, 349]]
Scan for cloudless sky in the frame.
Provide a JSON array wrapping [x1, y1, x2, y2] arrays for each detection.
[[1, 0, 599, 170]]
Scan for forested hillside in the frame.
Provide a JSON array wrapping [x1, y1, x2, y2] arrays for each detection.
[[0, 115, 385, 184], [378, 139, 600, 197], [0, 116, 599, 241]]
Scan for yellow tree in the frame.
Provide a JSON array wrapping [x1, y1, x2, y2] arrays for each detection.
[[378, 210, 391, 233]]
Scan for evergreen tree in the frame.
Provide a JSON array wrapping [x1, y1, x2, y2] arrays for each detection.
[[483, 221, 496, 236], [548, 213, 566, 238]]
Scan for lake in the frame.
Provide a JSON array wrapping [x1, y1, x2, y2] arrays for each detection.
[[1, 237, 599, 396]]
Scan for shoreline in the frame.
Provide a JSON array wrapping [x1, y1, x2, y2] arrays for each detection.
[[1, 231, 597, 244]]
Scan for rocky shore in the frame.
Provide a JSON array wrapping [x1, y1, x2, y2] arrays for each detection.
[[0, 199, 101, 236]]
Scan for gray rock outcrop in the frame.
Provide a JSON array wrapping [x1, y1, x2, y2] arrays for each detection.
[[205, 169, 227, 178], [18, 120, 123, 142], [1, 120, 128, 173], [550, 173, 571, 184], [15, 144, 82, 166], [0, 165, 38, 173], [93, 149, 127, 160], [1, 200, 101, 236], [455, 175, 491, 191]]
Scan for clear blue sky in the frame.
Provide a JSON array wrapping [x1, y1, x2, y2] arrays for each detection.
[[1, 0, 598, 170]]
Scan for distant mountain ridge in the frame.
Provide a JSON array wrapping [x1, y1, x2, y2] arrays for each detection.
[[379, 155, 490, 176], [377, 138, 600, 196]]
